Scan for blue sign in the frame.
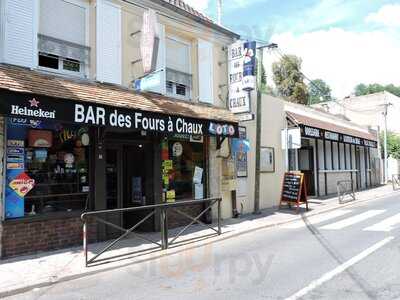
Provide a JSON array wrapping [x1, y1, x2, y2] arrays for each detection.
[[242, 41, 256, 91]]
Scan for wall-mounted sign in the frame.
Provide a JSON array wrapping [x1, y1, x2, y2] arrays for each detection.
[[237, 113, 254, 122], [281, 128, 301, 149], [0, 90, 239, 138], [141, 9, 159, 74], [324, 131, 339, 141], [303, 126, 322, 138], [228, 41, 250, 114], [300, 125, 377, 148], [242, 41, 256, 91], [260, 147, 275, 173], [134, 68, 164, 94]]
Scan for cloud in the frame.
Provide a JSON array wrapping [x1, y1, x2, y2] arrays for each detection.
[[183, 0, 210, 13], [265, 28, 400, 98], [366, 4, 400, 28]]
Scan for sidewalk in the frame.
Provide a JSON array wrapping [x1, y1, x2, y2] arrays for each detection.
[[0, 184, 397, 298]]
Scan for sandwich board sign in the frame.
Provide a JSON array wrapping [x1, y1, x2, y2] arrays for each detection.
[[279, 172, 308, 213]]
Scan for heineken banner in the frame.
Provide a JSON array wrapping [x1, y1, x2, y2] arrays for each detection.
[[0, 89, 239, 137]]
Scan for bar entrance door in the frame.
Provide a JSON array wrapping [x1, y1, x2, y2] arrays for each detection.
[[105, 143, 154, 238]]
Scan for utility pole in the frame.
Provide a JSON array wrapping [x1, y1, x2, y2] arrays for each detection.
[[254, 43, 278, 214], [382, 101, 392, 184]]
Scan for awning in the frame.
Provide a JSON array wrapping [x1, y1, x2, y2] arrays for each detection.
[[0, 64, 238, 137], [287, 112, 377, 148]]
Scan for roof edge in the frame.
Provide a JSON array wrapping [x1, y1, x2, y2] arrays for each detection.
[[150, 0, 240, 38]]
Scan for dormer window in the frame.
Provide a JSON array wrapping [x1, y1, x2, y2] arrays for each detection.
[[38, 0, 89, 76]]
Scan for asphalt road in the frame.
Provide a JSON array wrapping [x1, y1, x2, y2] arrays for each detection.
[[6, 193, 400, 300]]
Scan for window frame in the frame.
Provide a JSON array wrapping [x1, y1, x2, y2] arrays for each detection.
[[166, 80, 191, 101], [165, 34, 193, 101], [36, 0, 90, 77], [3, 118, 92, 220]]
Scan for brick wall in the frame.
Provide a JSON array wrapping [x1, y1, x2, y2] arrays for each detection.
[[1, 216, 97, 258]]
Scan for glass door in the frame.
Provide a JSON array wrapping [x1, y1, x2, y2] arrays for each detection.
[[105, 148, 123, 238]]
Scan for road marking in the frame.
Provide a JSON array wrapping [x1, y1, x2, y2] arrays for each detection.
[[320, 210, 385, 230], [285, 236, 394, 300], [282, 210, 353, 229], [363, 212, 400, 232]]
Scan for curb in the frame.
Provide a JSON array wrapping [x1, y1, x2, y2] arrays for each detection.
[[1, 188, 398, 298]]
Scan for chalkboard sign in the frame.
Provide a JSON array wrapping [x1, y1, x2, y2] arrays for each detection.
[[279, 172, 308, 213]]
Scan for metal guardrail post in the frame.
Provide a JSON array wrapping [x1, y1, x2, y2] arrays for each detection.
[[83, 220, 88, 267], [337, 180, 355, 204], [217, 198, 221, 235], [160, 207, 168, 250]]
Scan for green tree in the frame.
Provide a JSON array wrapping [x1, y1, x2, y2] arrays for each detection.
[[308, 79, 333, 104], [354, 83, 400, 97], [380, 131, 400, 159], [272, 54, 309, 104]]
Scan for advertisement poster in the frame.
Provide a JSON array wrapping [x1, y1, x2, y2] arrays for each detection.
[[235, 127, 248, 177], [242, 41, 256, 91], [260, 147, 275, 173]]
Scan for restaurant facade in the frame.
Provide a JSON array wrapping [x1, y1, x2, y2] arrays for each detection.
[[285, 104, 380, 197], [0, 65, 239, 257], [0, 0, 240, 257], [256, 96, 380, 211]]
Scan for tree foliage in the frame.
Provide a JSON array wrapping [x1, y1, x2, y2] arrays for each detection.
[[272, 55, 309, 104], [308, 79, 333, 104], [355, 83, 400, 97], [380, 131, 400, 159]]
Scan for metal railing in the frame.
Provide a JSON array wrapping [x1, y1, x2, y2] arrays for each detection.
[[337, 180, 356, 204], [81, 198, 221, 267], [392, 174, 400, 191]]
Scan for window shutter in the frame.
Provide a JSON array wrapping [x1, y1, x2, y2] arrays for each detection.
[[96, 0, 121, 84], [39, 0, 86, 45], [157, 23, 166, 95], [166, 37, 190, 74], [198, 39, 214, 104], [3, 0, 37, 68]]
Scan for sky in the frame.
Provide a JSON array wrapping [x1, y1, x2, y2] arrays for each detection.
[[184, 0, 400, 99]]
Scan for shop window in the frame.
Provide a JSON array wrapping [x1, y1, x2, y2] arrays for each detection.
[[161, 137, 205, 201], [38, 0, 89, 76], [4, 118, 91, 219]]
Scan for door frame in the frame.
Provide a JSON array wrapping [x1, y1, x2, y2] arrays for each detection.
[[298, 146, 316, 196], [104, 145, 124, 238]]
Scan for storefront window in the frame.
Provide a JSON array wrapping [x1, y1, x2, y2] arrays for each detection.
[[4, 118, 91, 219], [161, 135, 205, 202]]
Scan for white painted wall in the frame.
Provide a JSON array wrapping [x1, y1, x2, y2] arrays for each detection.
[[259, 95, 286, 208]]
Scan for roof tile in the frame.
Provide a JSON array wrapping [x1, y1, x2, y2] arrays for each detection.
[[0, 64, 237, 123]]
